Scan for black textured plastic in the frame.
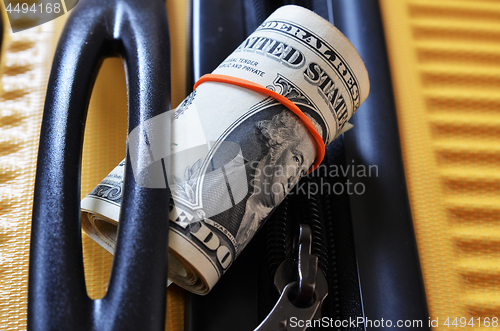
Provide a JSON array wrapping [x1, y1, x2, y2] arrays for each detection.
[[28, 0, 171, 330], [322, 136, 364, 330], [332, 0, 430, 330]]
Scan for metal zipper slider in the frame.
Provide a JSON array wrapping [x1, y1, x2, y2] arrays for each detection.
[[255, 224, 328, 331]]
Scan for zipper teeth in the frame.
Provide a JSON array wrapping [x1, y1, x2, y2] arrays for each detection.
[[266, 198, 288, 275], [265, 173, 343, 319], [299, 176, 329, 276], [323, 190, 342, 320]]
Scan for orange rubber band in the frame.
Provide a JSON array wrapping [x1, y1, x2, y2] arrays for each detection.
[[194, 74, 325, 173]]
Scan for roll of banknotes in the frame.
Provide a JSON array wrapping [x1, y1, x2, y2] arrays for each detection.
[[81, 5, 370, 294]]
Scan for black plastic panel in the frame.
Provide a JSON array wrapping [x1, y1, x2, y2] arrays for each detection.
[[186, 235, 261, 331], [332, 1, 430, 330], [190, 0, 246, 84]]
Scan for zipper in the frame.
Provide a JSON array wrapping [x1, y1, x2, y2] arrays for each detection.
[[261, 136, 364, 330], [263, 162, 342, 324], [256, 224, 329, 331]]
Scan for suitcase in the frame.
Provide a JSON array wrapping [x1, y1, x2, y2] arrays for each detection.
[[1, 0, 499, 330]]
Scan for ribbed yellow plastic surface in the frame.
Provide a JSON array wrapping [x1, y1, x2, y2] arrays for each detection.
[[380, 0, 500, 328], [0, 1, 187, 330], [0, 7, 63, 330]]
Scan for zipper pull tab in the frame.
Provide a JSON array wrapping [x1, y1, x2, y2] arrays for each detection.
[[255, 224, 328, 331]]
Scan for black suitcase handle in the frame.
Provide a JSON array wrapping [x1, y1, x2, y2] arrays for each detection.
[[29, 0, 171, 330]]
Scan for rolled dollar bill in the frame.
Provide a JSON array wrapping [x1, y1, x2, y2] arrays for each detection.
[[81, 5, 369, 294]]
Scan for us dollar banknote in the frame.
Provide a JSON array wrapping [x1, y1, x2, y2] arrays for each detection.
[[81, 5, 370, 294]]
